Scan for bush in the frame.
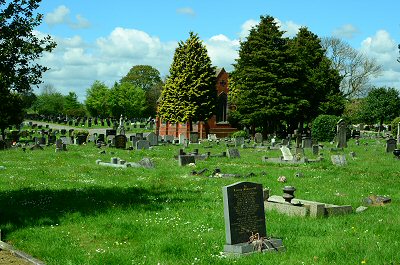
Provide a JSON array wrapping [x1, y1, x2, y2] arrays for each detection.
[[391, 117, 400, 137], [231, 130, 248, 138], [312, 115, 340, 142]]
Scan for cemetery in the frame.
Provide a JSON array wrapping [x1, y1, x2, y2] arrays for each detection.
[[0, 121, 399, 264], [1, 3, 400, 264]]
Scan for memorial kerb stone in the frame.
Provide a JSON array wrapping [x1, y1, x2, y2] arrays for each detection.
[[178, 155, 195, 166], [234, 137, 245, 147], [115, 135, 127, 149], [136, 140, 150, 150], [280, 146, 293, 161], [254, 133, 263, 144], [223, 181, 267, 247], [227, 148, 240, 158], [386, 138, 397, 153], [190, 132, 199, 143]]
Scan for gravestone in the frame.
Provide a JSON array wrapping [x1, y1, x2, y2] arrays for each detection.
[[331, 155, 347, 166], [178, 155, 196, 166], [234, 137, 245, 147], [178, 134, 186, 145], [190, 132, 199, 143], [136, 140, 150, 150], [97, 134, 105, 143], [254, 133, 263, 144], [336, 119, 347, 148], [130, 136, 137, 147], [106, 129, 116, 137], [208, 134, 217, 141], [136, 132, 144, 140], [227, 148, 240, 158], [312, 145, 319, 155], [223, 182, 268, 253], [55, 139, 63, 152], [115, 135, 127, 149], [280, 146, 293, 161], [145, 132, 158, 146], [164, 135, 174, 143], [48, 135, 56, 144], [60, 136, 68, 145], [386, 138, 397, 153], [301, 137, 312, 148]]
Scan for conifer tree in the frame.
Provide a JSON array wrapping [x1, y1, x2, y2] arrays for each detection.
[[158, 32, 216, 131], [230, 15, 292, 134]]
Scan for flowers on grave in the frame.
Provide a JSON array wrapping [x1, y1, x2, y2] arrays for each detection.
[[277, 176, 287, 182]]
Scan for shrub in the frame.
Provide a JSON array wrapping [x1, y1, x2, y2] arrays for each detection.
[[231, 130, 248, 138], [312, 115, 340, 142], [391, 117, 400, 137]]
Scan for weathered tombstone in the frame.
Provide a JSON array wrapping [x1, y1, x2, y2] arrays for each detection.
[[178, 155, 195, 166], [115, 135, 127, 149], [145, 132, 158, 146], [312, 145, 319, 155], [106, 129, 116, 137], [254, 133, 263, 144], [301, 137, 312, 148], [386, 138, 397, 153], [178, 133, 186, 145], [55, 139, 63, 152], [227, 148, 240, 158], [189, 132, 199, 143], [331, 155, 347, 166], [223, 182, 270, 254], [136, 132, 144, 140], [234, 137, 245, 147], [130, 135, 137, 147], [136, 140, 150, 150], [164, 135, 174, 143], [336, 119, 347, 148], [280, 146, 293, 161]]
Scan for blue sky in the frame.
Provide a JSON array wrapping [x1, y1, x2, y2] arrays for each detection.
[[34, 0, 400, 101]]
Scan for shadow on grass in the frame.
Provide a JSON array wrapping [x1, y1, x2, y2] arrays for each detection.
[[0, 186, 198, 233]]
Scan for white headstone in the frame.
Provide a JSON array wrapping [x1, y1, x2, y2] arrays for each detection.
[[280, 146, 293, 161]]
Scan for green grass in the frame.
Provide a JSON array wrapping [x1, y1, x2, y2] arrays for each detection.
[[0, 136, 399, 264]]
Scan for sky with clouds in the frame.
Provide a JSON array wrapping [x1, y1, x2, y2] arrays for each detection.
[[33, 0, 400, 101]]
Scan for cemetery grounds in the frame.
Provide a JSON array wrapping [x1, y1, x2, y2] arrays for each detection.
[[0, 127, 399, 264]]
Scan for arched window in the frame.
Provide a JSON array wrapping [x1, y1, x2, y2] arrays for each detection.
[[216, 93, 227, 123]]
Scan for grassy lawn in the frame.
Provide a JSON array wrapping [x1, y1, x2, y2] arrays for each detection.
[[0, 135, 399, 264]]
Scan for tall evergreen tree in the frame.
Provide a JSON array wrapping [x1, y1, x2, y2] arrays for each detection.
[[230, 15, 292, 134], [158, 32, 216, 131]]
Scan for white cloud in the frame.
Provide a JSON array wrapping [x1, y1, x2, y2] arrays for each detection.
[[45, 5, 70, 26], [274, 18, 301, 37], [360, 30, 400, 89], [333, 24, 359, 39], [177, 7, 196, 16], [45, 5, 90, 29], [206, 34, 239, 71], [239, 19, 258, 38]]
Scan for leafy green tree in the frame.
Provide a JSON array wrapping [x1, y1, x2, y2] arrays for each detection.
[[64, 92, 86, 117], [0, 91, 25, 135], [158, 32, 216, 131], [311, 115, 340, 142], [85, 81, 110, 117], [0, 0, 56, 136], [109, 82, 146, 118], [120, 65, 164, 118], [32, 84, 65, 116], [359, 87, 400, 127]]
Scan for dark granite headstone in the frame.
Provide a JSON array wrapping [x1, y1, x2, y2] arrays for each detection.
[[106, 129, 116, 137], [115, 135, 127, 149], [386, 138, 397, 153], [178, 155, 195, 166], [223, 181, 266, 245]]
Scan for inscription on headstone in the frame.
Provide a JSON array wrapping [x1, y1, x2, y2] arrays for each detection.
[[223, 181, 266, 245]]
